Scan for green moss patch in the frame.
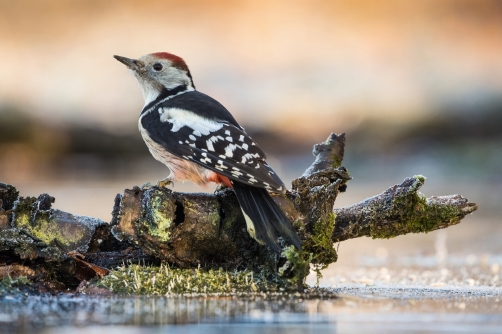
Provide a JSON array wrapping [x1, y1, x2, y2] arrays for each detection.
[[95, 264, 288, 295], [280, 212, 338, 287], [370, 175, 461, 239]]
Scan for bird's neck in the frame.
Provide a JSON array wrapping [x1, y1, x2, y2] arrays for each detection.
[[142, 85, 194, 114]]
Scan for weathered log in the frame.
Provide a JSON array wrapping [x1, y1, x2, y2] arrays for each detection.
[[0, 132, 478, 292]]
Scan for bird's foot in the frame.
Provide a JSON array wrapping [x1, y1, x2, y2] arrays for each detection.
[[157, 177, 174, 188]]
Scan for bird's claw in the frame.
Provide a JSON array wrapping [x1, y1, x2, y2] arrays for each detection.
[[157, 178, 174, 188]]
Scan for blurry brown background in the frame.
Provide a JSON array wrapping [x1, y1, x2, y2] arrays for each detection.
[[1, 0, 501, 283]]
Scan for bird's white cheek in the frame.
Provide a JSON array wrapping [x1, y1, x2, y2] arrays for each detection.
[[160, 68, 192, 90]]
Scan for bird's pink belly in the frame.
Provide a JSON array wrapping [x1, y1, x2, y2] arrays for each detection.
[[143, 135, 210, 185]]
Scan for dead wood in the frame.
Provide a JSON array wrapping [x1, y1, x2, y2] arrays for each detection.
[[0, 133, 477, 291]]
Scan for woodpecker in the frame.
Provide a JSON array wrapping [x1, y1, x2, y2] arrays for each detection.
[[114, 52, 301, 252]]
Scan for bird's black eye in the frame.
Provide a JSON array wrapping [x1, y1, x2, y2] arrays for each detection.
[[153, 63, 163, 71]]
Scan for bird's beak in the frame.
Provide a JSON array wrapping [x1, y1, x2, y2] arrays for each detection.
[[114, 55, 143, 71]]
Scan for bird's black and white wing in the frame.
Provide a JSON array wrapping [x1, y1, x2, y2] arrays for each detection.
[[140, 91, 286, 192]]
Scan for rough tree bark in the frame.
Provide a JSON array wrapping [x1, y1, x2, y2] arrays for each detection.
[[0, 133, 477, 291]]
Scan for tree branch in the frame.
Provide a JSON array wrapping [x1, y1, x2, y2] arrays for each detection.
[[333, 176, 478, 242]]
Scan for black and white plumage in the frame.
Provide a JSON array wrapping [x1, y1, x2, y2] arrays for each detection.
[[114, 52, 301, 252], [140, 91, 285, 192]]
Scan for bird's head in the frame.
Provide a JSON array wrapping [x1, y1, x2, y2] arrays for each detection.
[[114, 52, 195, 105]]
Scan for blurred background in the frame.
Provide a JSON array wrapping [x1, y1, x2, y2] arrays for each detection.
[[1, 0, 501, 286]]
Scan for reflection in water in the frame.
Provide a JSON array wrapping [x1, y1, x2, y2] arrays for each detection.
[[3, 294, 335, 331], [1, 291, 501, 333]]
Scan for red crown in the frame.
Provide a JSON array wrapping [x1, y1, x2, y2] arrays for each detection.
[[151, 52, 188, 71]]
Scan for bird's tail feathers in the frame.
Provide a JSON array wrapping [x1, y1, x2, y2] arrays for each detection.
[[232, 182, 302, 253]]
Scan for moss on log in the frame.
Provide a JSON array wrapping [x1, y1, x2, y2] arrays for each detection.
[[332, 176, 478, 242]]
